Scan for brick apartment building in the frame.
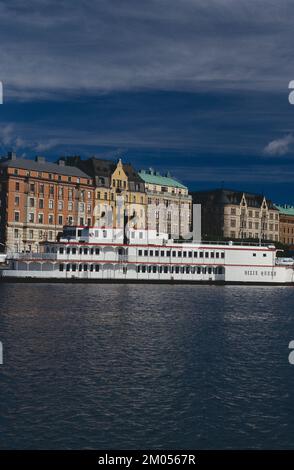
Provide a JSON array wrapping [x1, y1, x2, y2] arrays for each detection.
[[0, 153, 94, 252]]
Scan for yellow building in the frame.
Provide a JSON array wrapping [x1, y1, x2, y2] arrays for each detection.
[[63, 157, 147, 230]]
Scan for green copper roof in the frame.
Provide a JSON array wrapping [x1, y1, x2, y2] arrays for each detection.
[[138, 169, 187, 189], [275, 204, 294, 216]]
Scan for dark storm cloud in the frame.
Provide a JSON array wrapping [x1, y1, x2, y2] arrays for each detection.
[[1, 0, 294, 98], [1, 0, 294, 201]]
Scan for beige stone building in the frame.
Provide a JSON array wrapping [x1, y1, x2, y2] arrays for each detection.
[[192, 189, 279, 242], [138, 169, 192, 239]]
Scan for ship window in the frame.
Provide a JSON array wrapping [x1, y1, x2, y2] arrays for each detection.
[[186, 267, 190, 274], [158, 266, 162, 273], [95, 265, 100, 272], [79, 264, 82, 271], [161, 251, 165, 257], [66, 264, 70, 272], [72, 264, 77, 272], [191, 267, 195, 274], [72, 247, 77, 255], [83, 264, 88, 271], [178, 251, 182, 257], [208, 267, 212, 274], [153, 266, 157, 273], [66, 248, 70, 254], [142, 266, 146, 273], [84, 248, 88, 255], [202, 267, 207, 274], [199, 252, 203, 258], [253, 253, 256, 257], [216, 252, 219, 258], [90, 265, 94, 272], [166, 251, 170, 256], [139, 232, 143, 239], [170, 266, 174, 273], [181, 267, 185, 274], [221, 253, 225, 258], [194, 252, 198, 258], [205, 252, 209, 258], [79, 248, 83, 254], [172, 251, 176, 257], [263, 253, 267, 257], [59, 247, 64, 254], [59, 264, 64, 271], [183, 251, 187, 258], [144, 250, 148, 256], [148, 266, 152, 273], [138, 250, 142, 256], [188, 252, 192, 258], [211, 252, 214, 258], [197, 267, 201, 274], [150, 250, 153, 256], [78, 230, 82, 237], [95, 248, 100, 255], [90, 248, 94, 255], [164, 266, 168, 273], [155, 250, 159, 256]]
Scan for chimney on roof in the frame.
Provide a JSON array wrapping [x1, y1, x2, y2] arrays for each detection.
[[35, 155, 45, 163], [7, 151, 16, 161], [58, 160, 65, 166]]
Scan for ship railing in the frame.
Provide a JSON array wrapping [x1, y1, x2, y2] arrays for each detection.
[[8, 253, 58, 261], [181, 240, 275, 247]]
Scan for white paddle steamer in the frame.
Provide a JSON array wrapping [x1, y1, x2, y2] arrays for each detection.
[[0, 225, 293, 284]]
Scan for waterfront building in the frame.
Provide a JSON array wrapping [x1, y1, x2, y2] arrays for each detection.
[[61, 156, 147, 230], [191, 189, 279, 242], [138, 169, 192, 239], [275, 204, 294, 246], [0, 152, 94, 252]]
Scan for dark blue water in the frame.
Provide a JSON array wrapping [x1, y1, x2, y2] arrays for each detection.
[[0, 284, 294, 449]]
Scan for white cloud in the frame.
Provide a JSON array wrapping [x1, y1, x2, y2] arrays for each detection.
[[0, 123, 59, 154], [0, 124, 15, 146], [35, 140, 59, 152], [263, 134, 294, 156]]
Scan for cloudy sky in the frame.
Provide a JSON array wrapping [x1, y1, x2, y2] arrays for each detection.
[[1, 0, 294, 201]]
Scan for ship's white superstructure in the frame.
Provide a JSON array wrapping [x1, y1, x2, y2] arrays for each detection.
[[1, 226, 293, 284]]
